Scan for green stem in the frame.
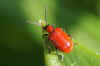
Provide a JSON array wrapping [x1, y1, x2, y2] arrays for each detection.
[[42, 30, 63, 66], [43, 40, 62, 66]]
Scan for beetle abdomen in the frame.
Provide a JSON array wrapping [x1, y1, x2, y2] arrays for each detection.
[[49, 28, 73, 53]]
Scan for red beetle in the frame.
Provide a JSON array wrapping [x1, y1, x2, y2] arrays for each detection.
[[27, 19, 73, 53], [43, 24, 73, 53]]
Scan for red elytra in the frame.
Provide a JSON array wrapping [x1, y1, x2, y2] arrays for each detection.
[[46, 25, 73, 53]]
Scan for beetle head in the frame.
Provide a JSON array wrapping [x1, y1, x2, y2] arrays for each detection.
[[46, 25, 54, 33]]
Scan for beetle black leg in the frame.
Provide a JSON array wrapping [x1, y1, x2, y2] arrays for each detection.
[[68, 33, 72, 39], [56, 49, 64, 62], [42, 33, 52, 53], [42, 34, 48, 39]]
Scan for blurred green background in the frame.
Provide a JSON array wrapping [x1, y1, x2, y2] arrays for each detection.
[[0, 0, 100, 66]]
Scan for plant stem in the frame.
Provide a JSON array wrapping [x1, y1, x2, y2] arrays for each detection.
[[42, 30, 63, 66], [43, 40, 62, 66]]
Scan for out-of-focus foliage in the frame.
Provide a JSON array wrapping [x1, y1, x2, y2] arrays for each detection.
[[0, 0, 100, 66]]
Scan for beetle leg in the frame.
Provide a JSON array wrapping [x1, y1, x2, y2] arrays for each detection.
[[47, 44, 52, 53], [42, 33, 53, 53], [56, 49, 64, 62], [68, 33, 72, 39], [42, 33, 48, 39]]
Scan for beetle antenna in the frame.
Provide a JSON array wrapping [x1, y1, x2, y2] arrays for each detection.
[[44, 7, 47, 25]]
